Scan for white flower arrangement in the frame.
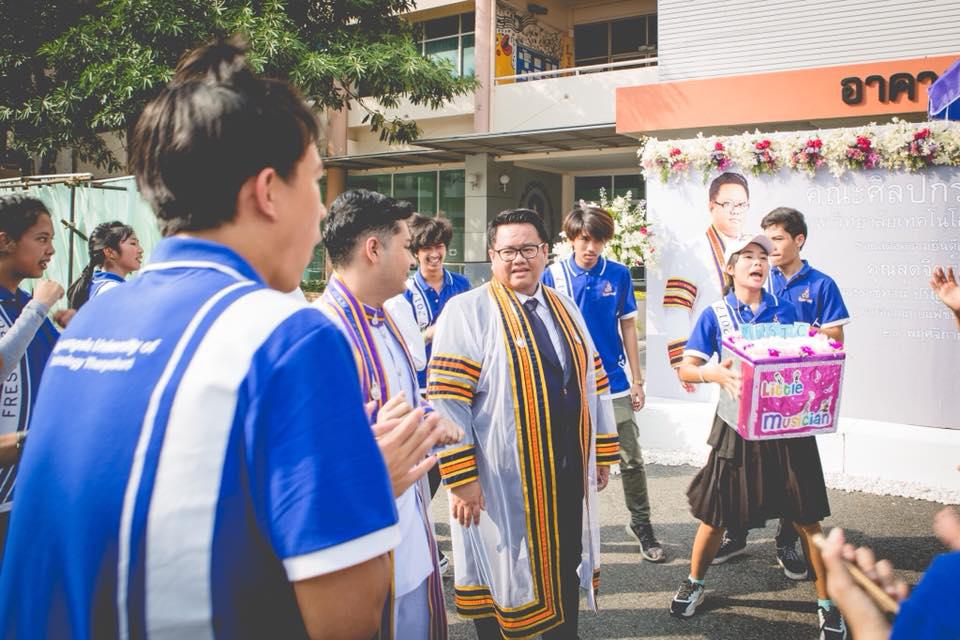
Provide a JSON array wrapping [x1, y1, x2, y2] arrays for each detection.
[[638, 119, 960, 182], [554, 189, 659, 269]]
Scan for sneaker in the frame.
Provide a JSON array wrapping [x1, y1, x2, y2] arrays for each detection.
[[670, 579, 705, 618], [438, 551, 450, 576], [710, 532, 747, 565], [776, 541, 809, 580], [818, 605, 848, 640], [626, 522, 665, 562]]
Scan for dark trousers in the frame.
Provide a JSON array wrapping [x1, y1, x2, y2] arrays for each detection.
[[473, 466, 583, 640]]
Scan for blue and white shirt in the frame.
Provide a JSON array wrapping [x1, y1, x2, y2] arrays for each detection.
[[0, 237, 400, 639], [0, 287, 58, 513], [403, 269, 470, 388], [766, 261, 849, 329], [685, 290, 798, 362], [89, 270, 127, 299], [543, 256, 638, 396]]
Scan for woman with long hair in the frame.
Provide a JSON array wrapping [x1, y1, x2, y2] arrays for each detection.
[[66, 221, 142, 309], [0, 194, 62, 553]]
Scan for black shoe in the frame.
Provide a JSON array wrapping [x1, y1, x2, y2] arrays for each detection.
[[710, 532, 747, 565], [626, 522, 665, 562], [818, 605, 848, 640], [438, 551, 450, 576], [670, 579, 705, 618], [776, 541, 808, 580]]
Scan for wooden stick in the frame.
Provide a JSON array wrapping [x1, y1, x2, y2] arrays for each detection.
[[811, 533, 900, 615]]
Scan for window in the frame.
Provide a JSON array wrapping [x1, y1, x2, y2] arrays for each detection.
[[416, 12, 476, 78], [574, 14, 658, 67], [338, 170, 467, 265], [574, 174, 645, 204]]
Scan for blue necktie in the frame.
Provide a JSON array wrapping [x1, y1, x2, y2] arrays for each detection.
[[523, 298, 562, 372]]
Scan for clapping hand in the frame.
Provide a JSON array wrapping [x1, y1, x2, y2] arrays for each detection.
[[369, 402, 442, 497]]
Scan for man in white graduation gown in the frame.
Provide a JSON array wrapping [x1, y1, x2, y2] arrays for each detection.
[[314, 189, 462, 640], [429, 209, 620, 639]]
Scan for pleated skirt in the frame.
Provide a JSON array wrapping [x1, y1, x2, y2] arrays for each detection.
[[687, 412, 831, 530]]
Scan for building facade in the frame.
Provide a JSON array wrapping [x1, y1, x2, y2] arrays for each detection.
[[322, 0, 960, 284]]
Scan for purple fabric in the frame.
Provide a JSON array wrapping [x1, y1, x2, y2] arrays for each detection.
[[929, 57, 960, 115]]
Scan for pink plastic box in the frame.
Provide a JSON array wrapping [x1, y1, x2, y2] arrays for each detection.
[[716, 337, 845, 440]]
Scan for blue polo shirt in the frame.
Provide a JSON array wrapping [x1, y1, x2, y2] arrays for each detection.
[[543, 256, 638, 395], [89, 270, 127, 299], [0, 287, 59, 512], [892, 551, 960, 639], [403, 268, 470, 388], [766, 261, 849, 329], [685, 290, 797, 362], [0, 237, 400, 639]]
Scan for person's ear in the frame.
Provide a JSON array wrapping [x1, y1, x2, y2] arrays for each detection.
[[364, 235, 381, 264], [252, 167, 280, 222], [795, 233, 806, 250], [0, 232, 14, 254], [103, 247, 119, 262]]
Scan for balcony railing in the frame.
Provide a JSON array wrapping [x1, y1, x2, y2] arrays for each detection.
[[494, 56, 658, 86]]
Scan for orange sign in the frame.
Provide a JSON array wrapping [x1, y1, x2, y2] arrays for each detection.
[[616, 55, 959, 135]]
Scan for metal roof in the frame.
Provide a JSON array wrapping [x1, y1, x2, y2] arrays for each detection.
[[322, 124, 640, 170]]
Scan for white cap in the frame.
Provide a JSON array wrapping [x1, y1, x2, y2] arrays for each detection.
[[723, 233, 774, 262]]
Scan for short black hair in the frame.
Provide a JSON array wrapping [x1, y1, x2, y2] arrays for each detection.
[[0, 195, 50, 244], [708, 172, 750, 202], [761, 207, 808, 248], [563, 206, 614, 243], [323, 189, 414, 268], [129, 38, 319, 236], [409, 214, 453, 253], [486, 208, 548, 249]]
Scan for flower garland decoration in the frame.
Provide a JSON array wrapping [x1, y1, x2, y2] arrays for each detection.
[[638, 120, 960, 182], [788, 136, 825, 176], [745, 137, 780, 175], [554, 189, 658, 269], [705, 140, 733, 178], [641, 142, 691, 182]]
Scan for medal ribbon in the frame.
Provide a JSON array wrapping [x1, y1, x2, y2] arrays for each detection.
[[322, 275, 391, 416]]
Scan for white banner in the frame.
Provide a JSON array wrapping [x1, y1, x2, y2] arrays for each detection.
[[647, 166, 960, 430]]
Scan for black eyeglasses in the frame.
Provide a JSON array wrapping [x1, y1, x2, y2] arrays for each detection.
[[493, 243, 546, 262], [713, 200, 750, 213]]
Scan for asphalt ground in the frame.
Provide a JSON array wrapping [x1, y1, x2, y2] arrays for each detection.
[[430, 463, 948, 640]]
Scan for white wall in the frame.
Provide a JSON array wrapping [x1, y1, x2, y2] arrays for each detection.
[[658, 0, 960, 81], [491, 65, 658, 131]]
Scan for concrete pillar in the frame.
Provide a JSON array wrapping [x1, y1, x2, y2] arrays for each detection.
[[473, 0, 493, 134], [324, 103, 349, 210]]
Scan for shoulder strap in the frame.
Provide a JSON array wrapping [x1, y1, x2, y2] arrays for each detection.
[[549, 261, 570, 297], [406, 279, 431, 329], [711, 299, 737, 337]]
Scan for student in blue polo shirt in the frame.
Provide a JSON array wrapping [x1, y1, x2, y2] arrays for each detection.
[[543, 205, 665, 562], [0, 41, 441, 639], [403, 214, 471, 390], [67, 221, 143, 309], [670, 234, 847, 640], [0, 195, 62, 556], [714, 207, 851, 578]]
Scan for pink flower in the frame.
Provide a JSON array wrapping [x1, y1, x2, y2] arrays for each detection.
[[714, 141, 725, 151], [756, 139, 771, 150], [640, 227, 648, 235], [767, 348, 780, 357], [915, 128, 930, 140], [670, 148, 682, 157]]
